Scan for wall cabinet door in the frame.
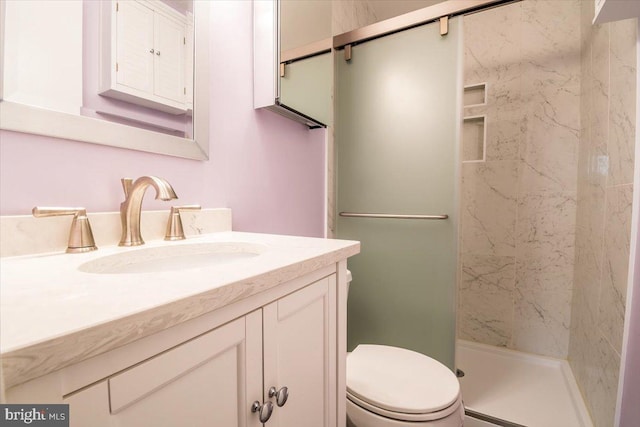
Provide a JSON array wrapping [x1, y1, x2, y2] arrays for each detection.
[[153, 12, 185, 103], [263, 276, 336, 427], [115, 0, 154, 93], [65, 313, 263, 427]]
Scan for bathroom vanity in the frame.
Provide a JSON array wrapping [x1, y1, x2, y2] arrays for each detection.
[[0, 210, 359, 427]]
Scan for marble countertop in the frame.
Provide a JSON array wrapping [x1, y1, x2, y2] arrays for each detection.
[[0, 231, 360, 389]]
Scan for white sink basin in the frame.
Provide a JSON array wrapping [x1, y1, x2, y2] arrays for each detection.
[[79, 242, 267, 274]]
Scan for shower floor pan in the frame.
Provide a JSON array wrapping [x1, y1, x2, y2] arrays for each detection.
[[456, 340, 593, 427]]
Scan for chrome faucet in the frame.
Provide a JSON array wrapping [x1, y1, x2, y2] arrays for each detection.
[[119, 176, 178, 246]]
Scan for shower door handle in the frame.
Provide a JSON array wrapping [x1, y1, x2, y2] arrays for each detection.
[[339, 212, 448, 220]]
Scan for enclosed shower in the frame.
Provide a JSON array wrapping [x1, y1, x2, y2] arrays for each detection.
[[334, 1, 636, 426], [336, 15, 461, 371]]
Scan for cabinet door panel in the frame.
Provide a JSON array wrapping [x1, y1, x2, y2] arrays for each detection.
[[113, 348, 239, 426], [65, 381, 110, 425], [154, 13, 185, 103], [264, 276, 336, 427], [116, 0, 154, 92], [65, 313, 263, 427]]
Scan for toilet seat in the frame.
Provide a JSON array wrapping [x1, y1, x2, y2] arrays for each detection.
[[346, 345, 461, 422], [347, 392, 463, 422]]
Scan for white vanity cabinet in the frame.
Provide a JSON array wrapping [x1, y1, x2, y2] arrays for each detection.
[[4, 272, 341, 427], [100, 0, 188, 114]]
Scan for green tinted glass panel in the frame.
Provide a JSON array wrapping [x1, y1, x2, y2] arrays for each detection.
[[336, 18, 461, 370], [280, 52, 332, 126]]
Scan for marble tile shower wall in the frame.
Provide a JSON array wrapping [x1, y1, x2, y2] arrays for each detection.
[[331, 0, 378, 36], [568, 1, 636, 426], [459, 0, 581, 359]]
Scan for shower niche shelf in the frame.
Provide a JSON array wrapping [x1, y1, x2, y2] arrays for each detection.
[[463, 83, 487, 108], [462, 115, 486, 163]]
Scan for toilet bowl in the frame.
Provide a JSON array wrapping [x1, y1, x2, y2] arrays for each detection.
[[346, 344, 464, 427], [345, 272, 464, 427]]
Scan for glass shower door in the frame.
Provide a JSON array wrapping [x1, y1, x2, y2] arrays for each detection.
[[336, 18, 462, 370]]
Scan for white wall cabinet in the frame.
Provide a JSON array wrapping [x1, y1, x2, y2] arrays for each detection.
[[5, 272, 341, 427], [100, 0, 189, 114]]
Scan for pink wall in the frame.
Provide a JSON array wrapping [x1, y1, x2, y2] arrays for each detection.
[[0, 0, 326, 238]]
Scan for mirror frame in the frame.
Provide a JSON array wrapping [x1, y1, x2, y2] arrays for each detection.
[[0, 0, 210, 160]]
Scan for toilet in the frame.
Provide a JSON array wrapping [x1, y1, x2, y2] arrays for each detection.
[[346, 272, 464, 427]]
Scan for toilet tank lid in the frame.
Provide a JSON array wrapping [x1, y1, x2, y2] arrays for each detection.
[[346, 344, 460, 415]]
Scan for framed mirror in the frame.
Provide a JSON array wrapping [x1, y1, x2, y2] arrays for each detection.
[[253, 0, 332, 129], [0, 0, 210, 160]]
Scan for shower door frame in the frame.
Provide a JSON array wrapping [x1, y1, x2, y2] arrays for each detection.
[[332, 0, 519, 50]]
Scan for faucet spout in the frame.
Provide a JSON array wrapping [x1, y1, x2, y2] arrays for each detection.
[[119, 176, 178, 246]]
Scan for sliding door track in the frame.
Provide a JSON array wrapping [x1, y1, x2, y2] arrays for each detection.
[[465, 408, 528, 427]]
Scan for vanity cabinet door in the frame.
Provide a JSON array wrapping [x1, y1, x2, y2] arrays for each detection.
[[65, 313, 263, 427], [263, 276, 337, 427]]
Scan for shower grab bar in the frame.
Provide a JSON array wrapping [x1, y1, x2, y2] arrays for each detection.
[[339, 212, 448, 220]]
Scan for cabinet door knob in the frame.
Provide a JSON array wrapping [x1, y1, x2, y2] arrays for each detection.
[[149, 48, 155, 54], [268, 386, 289, 407], [251, 400, 273, 423], [156, 50, 161, 56]]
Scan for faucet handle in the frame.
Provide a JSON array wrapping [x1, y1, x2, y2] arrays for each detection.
[[33, 207, 98, 253], [165, 205, 201, 241]]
